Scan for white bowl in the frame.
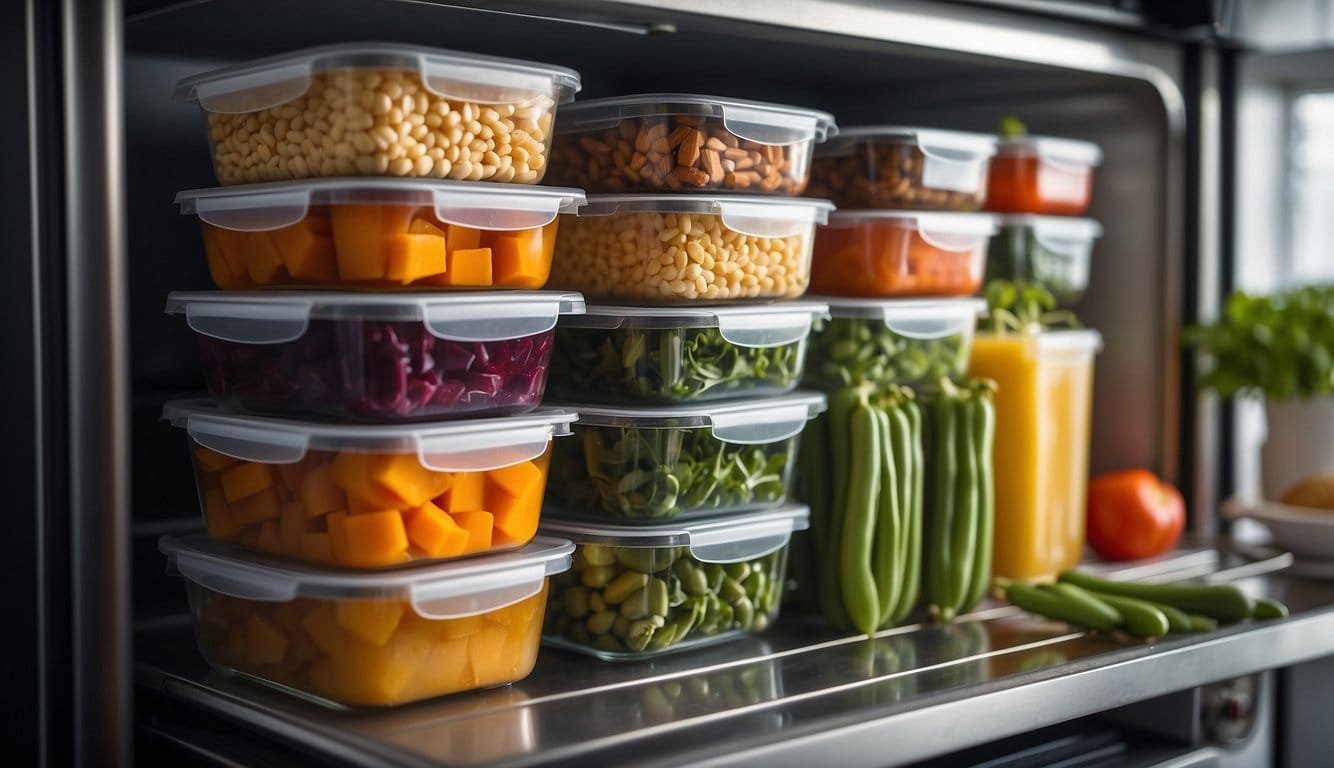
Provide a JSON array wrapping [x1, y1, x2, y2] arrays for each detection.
[[1222, 495, 1334, 560]]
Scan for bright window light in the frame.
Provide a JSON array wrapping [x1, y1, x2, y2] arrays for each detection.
[[1290, 91, 1334, 283]]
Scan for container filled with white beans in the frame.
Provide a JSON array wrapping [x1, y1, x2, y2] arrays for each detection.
[[174, 43, 581, 186], [548, 195, 833, 301]]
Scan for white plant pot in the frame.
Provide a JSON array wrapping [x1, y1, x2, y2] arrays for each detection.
[[1261, 397, 1334, 501]]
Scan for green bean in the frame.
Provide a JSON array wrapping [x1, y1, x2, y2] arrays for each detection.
[[872, 403, 902, 627], [733, 596, 755, 631], [604, 571, 649, 604], [1006, 581, 1120, 631], [823, 389, 862, 629], [1057, 570, 1255, 622], [1079, 590, 1171, 638], [965, 389, 996, 611], [1252, 597, 1289, 620], [946, 396, 979, 618], [926, 393, 958, 621], [897, 399, 924, 624], [1040, 583, 1126, 630], [841, 401, 882, 635], [1187, 614, 1218, 632], [675, 559, 709, 596]]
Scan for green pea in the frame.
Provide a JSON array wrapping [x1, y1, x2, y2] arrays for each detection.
[[603, 571, 649, 604]]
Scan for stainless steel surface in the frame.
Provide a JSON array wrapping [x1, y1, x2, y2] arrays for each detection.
[[66, 0, 131, 763], [136, 549, 1334, 767]]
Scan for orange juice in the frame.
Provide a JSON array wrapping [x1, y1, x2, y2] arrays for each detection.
[[968, 330, 1100, 580]]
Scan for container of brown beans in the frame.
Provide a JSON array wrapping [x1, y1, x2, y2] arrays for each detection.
[[173, 43, 581, 186], [808, 127, 996, 211], [547, 94, 837, 195], [548, 194, 833, 301]]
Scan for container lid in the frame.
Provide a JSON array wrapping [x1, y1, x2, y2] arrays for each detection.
[[817, 297, 986, 339], [977, 328, 1104, 355], [163, 399, 576, 471], [824, 211, 998, 252], [998, 215, 1103, 252], [548, 391, 826, 444], [173, 42, 581, 114], [164, 290, 585, 345], [553, 93, 837, 145], [816, 126, 997, 160], [539, 504, 809, 563], [996, 136, 1103, 167], [160, 534, 574, 619], [557, 302, 830, 348], [176, 179, 586, 232], [574, 194, 834, 239]]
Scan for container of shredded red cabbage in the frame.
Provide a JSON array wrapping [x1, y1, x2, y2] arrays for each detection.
[[166, 290, 585, 422]]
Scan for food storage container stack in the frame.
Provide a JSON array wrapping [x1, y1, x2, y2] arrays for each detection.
[[793, 127, 1002, 631], [973, 131, 1105, 581], [528, 95, 837, 658], [157, 44, 598, 707]]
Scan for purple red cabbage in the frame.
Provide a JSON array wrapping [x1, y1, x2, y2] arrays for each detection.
[[196, 319, 554, 421]]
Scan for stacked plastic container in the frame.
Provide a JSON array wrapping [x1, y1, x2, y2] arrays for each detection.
[[971, 132, 1105, 581], [156, 43, 600, 708], [532, 95, 838, 659]]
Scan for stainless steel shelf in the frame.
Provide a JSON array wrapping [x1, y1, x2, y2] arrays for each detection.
[[136, 547, 1334, 767]]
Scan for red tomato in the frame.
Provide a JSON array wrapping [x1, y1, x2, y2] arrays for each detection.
[[1086, 469, 1186, 561]]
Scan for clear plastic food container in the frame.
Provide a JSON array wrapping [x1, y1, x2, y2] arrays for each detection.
[[166, 290, 584, 421], [986, 136, 1102, 215], [811, 211, 997, 298], [173, 43, 580, 186], [544, 393, 825, 521], [177, 180, 585, 290], [160, 533, 573, 707], [164, 399, 575, 569], [547, 94, 836, 195], [808, 127, 997, 211], [804, 297, 986, 390], [539, 504, 808, 659], [967, 330, 1102, 581], [987, 216, 1102, 306], [548, 195, 833, 301], [548, 302, 830, 404]]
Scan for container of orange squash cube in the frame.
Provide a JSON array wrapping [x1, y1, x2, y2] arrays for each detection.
[[164, 399, 575, 569], [160, 533, 574, 707], [176, 179, 584, 290]]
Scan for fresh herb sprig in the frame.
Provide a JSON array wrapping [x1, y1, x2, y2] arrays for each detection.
[[1182, 284, 1334, 400]]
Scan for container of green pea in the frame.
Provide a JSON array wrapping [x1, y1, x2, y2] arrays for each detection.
[[539, 504, 808, 659], [803, 297, 986, 391]]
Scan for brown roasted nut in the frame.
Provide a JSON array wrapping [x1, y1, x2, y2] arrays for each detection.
[[809, 139, 988, 210]]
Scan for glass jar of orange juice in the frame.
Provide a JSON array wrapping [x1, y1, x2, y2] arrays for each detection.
[[968, 329, 1101, 581]]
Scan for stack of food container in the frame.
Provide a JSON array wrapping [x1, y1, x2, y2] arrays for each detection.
[[795, 128, 1001, 632], [970, 130, 1105, 582], [154, 43, 600, 708], [531, 95, 837, 659]]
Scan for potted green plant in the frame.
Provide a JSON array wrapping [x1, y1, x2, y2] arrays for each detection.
[[1184, 285, 1334, 500]]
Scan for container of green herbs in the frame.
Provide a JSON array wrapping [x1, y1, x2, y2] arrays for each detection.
[[545, 393, 826, 521], [548, 303, 829, 404], [986, 216, 1102, 306], [803, 297, 985, 391]]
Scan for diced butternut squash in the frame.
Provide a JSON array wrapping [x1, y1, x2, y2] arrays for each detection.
[[220, 461, 275, 504], [409, 216, 448, 239], [444, 247, 493, 286], [301, 603, 346, 659], [385, 234, 447, 284], [335, 600, 404, 647], [245, 613, 289, 665], [442, 471, 484, 514], [345, 495, 388, 517], [275, 454, 324, 495], [402, 501, 469, 558], [340, 509, 409, 567], [300, 532, 334, 564], [467, 623, 511, 683], [412, 636, 471, 695], [438, 614, 484, 641], [369, 453, 438, 508], [299, 463, 346, 518], [446, 224, 482, 253], [254, 519, 283, 553], [334, 627, 433, 705], [203, 226, 253, 289], [194, 446, 238, 473], [451, 509, 494, 554], [332, 451, 403, 509], [203, 488, 244, 540], [489, 228, 550, 288], [230, 487, 282, 526], [279, 501, 307, 553], [270, 219, 337, 283], [485, 460, 543, 503], [330, 204, 410, 281], [325, 510, 350, 564], [485, 460, 545, 544], [246, 231, 289, 285]]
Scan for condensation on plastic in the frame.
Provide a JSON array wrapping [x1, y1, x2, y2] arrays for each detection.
[[539, 505, 809, 564], [548, 392, 826, 445]]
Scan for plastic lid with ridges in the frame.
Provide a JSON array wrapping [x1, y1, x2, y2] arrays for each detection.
[[161, 534, 574, 619], [816, 297, 987, 339], [996, 136, 1103, 167], [998, 215, 1103, 255], [574, 194, 834, 239], [163, 399, 576, 471], [553, 93, 837, 145], [176, 179, 586, 232], [547, 391, 825, 444], [164, 290, 585, 345], [824, 211, 998, 251], [539, 504, 809, 563], [173, 42, 581, 114], [816, 126, 997, 160], [557, 301, 830, 347]]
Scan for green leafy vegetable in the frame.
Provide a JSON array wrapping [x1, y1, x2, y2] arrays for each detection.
[[986, 224, 1088, 305], [804, 316, 969, 391], [547, 425, 794, 520], [981, 279, 1081, 334], [549, 326, 804, 403], [1182, 284, 1334, 400]]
